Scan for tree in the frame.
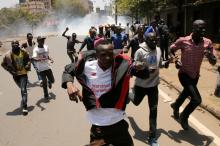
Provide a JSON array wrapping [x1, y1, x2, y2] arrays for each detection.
[[116, 0, 162, 23], [0, 7, 46, 35], [54, 0, 90, 17]]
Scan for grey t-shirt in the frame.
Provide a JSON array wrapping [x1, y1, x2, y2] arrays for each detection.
[[134, 42, 161, 88]]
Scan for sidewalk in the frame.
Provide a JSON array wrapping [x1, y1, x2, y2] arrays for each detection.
[[160, 59, 220, 120]]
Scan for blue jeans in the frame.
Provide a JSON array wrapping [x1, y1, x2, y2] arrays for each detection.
[[13, 74, 28, 108]]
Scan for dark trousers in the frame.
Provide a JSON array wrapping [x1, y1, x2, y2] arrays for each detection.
[[90, 120, 133, 146], [67, 50, 78, 63], [160, 40, 169, 61], [132, 85, 158, 138], [174, 73, 201, 120], [39, 69, 55, 97], [13, 74, 28, 108]]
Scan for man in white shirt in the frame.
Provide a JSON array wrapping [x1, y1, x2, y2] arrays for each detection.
[[32, 36, 55, 99], [21, 33, 42, 83], [125, 23, 130, 41], [62, 39, 149, 146]]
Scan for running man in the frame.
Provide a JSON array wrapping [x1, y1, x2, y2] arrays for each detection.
[[32, 36, 55, 100], [62, 39, 149, 146], [78, 28, 97, 53], [21, 33, 42, 83], [62, 27, 82, 63], [125, 25, 145, 59], [170, 19, 217, 130], [1, 40, 31, 115], [111, 26, 127, 49], [129, 32, 169, 146]]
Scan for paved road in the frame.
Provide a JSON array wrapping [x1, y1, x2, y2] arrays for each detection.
[[0, 36, 220, 146]]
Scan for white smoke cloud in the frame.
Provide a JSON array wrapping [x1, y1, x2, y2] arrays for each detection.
[[0, 12, 131, 39], [35, 12, 131, 36]]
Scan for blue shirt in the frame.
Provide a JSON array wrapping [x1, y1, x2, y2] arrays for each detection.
[[111, 33, 127, 49]]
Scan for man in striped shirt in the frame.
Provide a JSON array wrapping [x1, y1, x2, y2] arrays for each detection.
[[170, 19, 217, 130]]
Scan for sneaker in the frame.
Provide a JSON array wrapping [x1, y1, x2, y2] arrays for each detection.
[[149, 138, 159, 146], [180, 113, 189, 130], [44, 95, 50, 100], [48, 82, 52, 89], [39, 80, 43, 87], [22, 108, 28, 116], [170, 103, 179, 119]]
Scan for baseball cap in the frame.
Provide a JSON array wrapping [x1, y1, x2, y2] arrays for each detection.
[[37, 36, 46, 41]]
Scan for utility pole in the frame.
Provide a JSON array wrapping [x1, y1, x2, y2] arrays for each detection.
[[115, 0, 118, 25], [184, 0, 187, 35]]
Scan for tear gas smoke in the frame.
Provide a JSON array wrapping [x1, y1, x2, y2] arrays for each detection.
[[0, 12, 130, 39]]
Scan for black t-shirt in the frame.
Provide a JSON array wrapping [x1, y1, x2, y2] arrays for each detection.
[[127, 35, 144, 59], [81, 36, 96, 50]]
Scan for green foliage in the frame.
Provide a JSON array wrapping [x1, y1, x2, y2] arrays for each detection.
[[54, 0, 89, 17], [0, 7, 46, 30], [116, 0, 157, 20], [0, 0, 90, 31]]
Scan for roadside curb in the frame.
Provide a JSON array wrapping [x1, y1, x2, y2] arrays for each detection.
[[160, 76, 220, 120]]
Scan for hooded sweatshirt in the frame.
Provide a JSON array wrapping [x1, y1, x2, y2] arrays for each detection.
[[134, 42, 162, 88]]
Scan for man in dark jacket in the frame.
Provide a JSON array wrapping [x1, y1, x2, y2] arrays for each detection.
[[62, 39, 149, 146], [1, 40, 31, 115]]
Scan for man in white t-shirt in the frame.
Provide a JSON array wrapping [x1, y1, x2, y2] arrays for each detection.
[[125, 23, 130, 41], [21, 33, 42, 83], [32, 36, 55, 99], [62, 39, 149, 146]]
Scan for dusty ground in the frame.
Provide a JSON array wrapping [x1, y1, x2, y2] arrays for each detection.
[[1, 37, 220, 119]]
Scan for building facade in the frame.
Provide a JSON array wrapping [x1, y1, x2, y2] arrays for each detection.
[[160, 0, 220, 41], [19, 0, 26, 4], [20, 1, 47, 14], [29, 0, 52, 9]]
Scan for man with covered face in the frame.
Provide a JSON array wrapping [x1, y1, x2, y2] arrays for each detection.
[[1, 40, 31, 115], [170, 19, 217, 130], [129, 32, 169, 146]]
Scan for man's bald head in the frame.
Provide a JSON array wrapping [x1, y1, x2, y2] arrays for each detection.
[[192, 19, 206, 39], [193, 19, 205, 29]]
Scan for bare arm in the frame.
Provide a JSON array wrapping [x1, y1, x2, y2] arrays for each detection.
[[62, 27, 69, 39], [79, 39, 86, 52], [76, 39, 83, 44]]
